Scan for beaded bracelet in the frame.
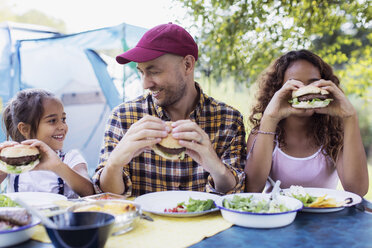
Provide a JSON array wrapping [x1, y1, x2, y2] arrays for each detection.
[[256, 130, 276, 135]]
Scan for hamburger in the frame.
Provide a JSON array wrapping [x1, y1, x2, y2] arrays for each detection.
[[152, 122, 186, 160], [290, 85, 332, 109], [0, 144, 40, 174]]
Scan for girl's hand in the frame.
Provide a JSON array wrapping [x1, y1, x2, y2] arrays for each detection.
[[263, 79, 314, 123], [312, 80, 356, 119], [0, 141, 20, 151], [0, 141, 19, 176], [21, 139, 62, 173]]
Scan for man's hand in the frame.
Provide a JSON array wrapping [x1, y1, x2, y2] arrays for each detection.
[[107, 115, 169, 168], [170, 120, 220, 171], [171, 120, 237, 192]]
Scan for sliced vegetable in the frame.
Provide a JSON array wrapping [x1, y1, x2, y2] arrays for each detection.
[[223, 195, 290, 213], [0, 195, 19, 207], [164, 197, 215, 213]]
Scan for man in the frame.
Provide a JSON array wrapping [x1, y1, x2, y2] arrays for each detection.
[[93, 23, 246, 197]]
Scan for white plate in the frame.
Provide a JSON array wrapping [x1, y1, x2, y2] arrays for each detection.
[[0, 215, 40, 247], [283, 187, 362, 213], [5, 192, 67, 209], [134, 191, 220, 217]]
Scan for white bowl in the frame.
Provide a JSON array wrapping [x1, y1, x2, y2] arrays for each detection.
[[215, 193, 303, 228]]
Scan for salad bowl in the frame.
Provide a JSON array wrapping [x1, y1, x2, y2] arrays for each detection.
[[215, 193, 303, 228]]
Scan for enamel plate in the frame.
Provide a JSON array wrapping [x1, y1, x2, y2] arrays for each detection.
[[283, 187, 362, 213], [5, 192, 67, 209], [135, 191, 220, 217], [0, 215, 40, 247]]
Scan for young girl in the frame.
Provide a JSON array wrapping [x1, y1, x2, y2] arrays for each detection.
[[0, 89, 94, 198], [244, 50, 369, 196]]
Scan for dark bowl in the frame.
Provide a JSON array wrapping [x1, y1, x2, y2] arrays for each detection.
[[67, 199, 141, 235], [45, 212, 115, 248]]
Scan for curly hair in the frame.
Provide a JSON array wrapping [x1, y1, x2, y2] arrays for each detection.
[[249, 50, 343, 163]]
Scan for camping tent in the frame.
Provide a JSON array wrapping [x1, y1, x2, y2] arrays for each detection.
[[0, 22, 147, 176]]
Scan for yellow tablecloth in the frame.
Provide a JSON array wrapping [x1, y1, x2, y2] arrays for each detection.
[[32, 211, 232, 248]]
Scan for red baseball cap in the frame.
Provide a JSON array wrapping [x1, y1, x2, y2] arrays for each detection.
[[116, 22, 198, 64]]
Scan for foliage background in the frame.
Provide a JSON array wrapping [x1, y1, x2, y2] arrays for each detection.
[[178, 0, 371, 95]]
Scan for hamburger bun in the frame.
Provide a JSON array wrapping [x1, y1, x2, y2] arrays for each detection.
[[152, 122, 186, 160], [0, 144, 40, 174], [292, 85, 329, 98], [290, 85, 332, 109]]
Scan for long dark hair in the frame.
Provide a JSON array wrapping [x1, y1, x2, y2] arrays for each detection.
[[249, 50, 343, 163], [2, 89, 55, 142]]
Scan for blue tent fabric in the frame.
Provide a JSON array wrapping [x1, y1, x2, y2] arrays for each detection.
[[0, 22, 147, 176], [85, 49, 121, 109]]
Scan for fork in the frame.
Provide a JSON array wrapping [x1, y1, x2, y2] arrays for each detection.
[[140, 213, 154, 222], [267, 176, 284, 195], [270, 180, 281, 201]]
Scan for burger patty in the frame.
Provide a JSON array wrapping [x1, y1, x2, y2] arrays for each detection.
[[0, 155, 39, 166], [297, 94, 328, 102], [156, 144, 186, 155], [0, 208, 32, 226]]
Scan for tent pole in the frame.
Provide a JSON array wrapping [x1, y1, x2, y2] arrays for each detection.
[[121, 25, 128, 102]]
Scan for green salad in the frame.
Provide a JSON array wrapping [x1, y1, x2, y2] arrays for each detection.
[[223, 195, 290, 213], [165, 198, 215, 213], [0, 195, 19, 207], [182, 198, 215, 212], [285, 186, 318, 207], [289, 193, 317, 207]]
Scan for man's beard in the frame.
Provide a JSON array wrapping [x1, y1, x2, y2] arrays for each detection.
[[152, 78, 187, 107]]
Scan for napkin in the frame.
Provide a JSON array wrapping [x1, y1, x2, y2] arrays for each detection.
[[32, 211, 232, 248]]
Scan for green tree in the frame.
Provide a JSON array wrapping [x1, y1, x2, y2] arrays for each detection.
[[0, 0, 66, 32], [178, 0, 372, 94]]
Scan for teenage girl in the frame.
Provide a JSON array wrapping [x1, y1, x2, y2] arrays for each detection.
[[0, 89, 94, 198], [244, 50, 368, 196]]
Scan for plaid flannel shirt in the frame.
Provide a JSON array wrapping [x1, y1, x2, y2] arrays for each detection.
[[93, 83, 247, 197]]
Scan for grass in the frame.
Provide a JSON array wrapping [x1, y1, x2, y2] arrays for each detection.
[[197, 77, 372, 201], [198, 76, 255, 132]]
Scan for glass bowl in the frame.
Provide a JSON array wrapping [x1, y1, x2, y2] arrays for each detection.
[[67, 199, 141, 235]]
